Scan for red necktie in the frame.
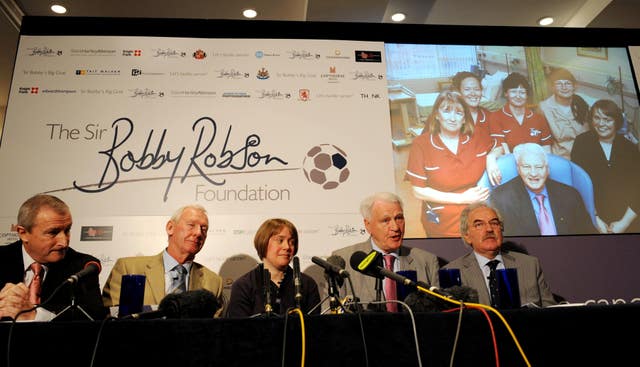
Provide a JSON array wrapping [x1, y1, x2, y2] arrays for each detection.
[[29, 262, 43, 305], [535, 194, 557, 235], [383, 254, 398, 312]]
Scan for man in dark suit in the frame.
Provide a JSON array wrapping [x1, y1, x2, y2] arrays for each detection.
[[0, 194, 106, 321], [489, 142, 596, 236], [331, 192, 440, 312], [442, 201, 557, 307]]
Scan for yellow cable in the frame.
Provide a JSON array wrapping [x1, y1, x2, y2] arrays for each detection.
[[416, 285, 531, 367], [288, 308, 306, 367]]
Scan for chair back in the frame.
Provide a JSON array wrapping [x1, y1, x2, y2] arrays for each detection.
[[478, 153, 596, 225]]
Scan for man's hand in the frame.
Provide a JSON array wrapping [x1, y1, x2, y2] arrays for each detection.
[[0, 283, 36, 320]]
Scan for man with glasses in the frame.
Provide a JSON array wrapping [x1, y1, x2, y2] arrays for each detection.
[[489, 72, 553, 154], [489, 143, 596, 236], [441, 201, 557, 307], [539, 67, 590, 159]]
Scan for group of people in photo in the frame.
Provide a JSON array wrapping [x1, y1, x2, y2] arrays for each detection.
[[1, 191, 558, 322], [406, 68, 640, 238]]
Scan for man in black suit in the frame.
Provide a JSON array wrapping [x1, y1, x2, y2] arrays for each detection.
[[0, 194, 105, 321], [489, 143, 596, 236]]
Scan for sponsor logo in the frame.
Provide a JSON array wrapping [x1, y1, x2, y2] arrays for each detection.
[[255, 50, 280, 58], [326, 49, 350, 60], [256, 67, 270, 80], [288, 50, 320, 60], [316, 93, 354, 99], [22, 70, 67, 76], [299, 89, 310, 101], [351, 70, 384, 80], [215, 69, 250, 79], [170, 90, 217, 97], [75, 69, 121, 76], [355, 50, 382, 62], [40, 89, 77, 94], [168, 71, 208, 77], [18, 87, 39, 94], [222, 91, 251, 98], [80, 226, 114, 241], [129, 88, 165, 98], [321, 66, 345, 83], [26, 46, 62, 57], [131, 68, 164, 76], [122, 49, 142, 56], [70, 48, 117, 56], [193, 49, 207, 59], [256, 89, 291, 99], [152, 48, 187, 58]]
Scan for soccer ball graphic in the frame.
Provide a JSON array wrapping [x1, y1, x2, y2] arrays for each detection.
[[302, 144, 350, 189]]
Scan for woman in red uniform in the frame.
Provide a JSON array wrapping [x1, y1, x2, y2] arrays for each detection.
[[406, 91, 498, 237]]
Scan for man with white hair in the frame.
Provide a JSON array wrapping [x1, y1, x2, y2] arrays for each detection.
[[489, 143, 595, 236]]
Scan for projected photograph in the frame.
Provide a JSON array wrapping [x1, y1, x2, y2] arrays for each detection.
[[386, 44, 640, 239]]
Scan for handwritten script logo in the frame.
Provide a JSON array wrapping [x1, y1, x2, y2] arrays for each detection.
[[73, 117, 288, 201]]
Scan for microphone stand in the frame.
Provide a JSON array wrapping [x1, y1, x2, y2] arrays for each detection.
[[373, 277, 384, 312], [52, 283, 94, 321], [328, 274, 340, 314]]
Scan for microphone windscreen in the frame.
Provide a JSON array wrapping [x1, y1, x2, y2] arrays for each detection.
[[349, 251, 383, 279], [403, 285, 479, 312], [159, 289, 220, 319], [445, 285, 479, 303]]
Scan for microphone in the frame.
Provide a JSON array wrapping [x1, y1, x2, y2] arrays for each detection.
[[263, 266, 273, 315], [293, 256, 302, 309], [312, 256, 350, 279], [349, 251, 385, 279], [122, 289, 220, 319], [325, 255, 346, 288], [350, 251, 445, 293], [66, 261, 101, 284]]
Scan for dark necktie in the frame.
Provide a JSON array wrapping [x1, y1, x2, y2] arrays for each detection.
[[383, 254, 398, 312], [171, 264, 187, 294], [487, 260, 500, 308]]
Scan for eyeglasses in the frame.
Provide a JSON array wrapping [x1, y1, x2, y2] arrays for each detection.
[[472, 219, 502, 231]]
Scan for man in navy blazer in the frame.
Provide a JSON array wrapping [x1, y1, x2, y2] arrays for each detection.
[[0, 194, 106, 321], [489, 142, 596, 236], [442, 201, 557, 307]]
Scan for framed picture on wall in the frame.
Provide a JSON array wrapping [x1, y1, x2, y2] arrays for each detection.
[[577, 47, 608, 60]]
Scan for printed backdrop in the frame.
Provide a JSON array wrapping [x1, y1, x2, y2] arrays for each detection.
[[0, 36, 395, 288]]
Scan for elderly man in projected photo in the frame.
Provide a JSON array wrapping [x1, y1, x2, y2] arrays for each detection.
[[571, 99, 640, 233], [406, 91, 499, 237], [489, 143, 596, 236]]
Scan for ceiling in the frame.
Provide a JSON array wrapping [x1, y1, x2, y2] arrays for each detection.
[[0, 0, 639, 118]]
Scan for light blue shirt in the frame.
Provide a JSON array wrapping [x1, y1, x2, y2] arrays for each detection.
[[162, 249, 192, 292]]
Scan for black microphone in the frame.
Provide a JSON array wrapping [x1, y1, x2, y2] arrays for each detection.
[[350, 251, 445, 292], [66, 261, 101, 284], [263, 266, 273, 315], [326, 255, 346, 288], [122, 289, 220, 319], [312, 256, 350, 279], [293, 256, 302, 309], [349, 251, 384, 279]]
